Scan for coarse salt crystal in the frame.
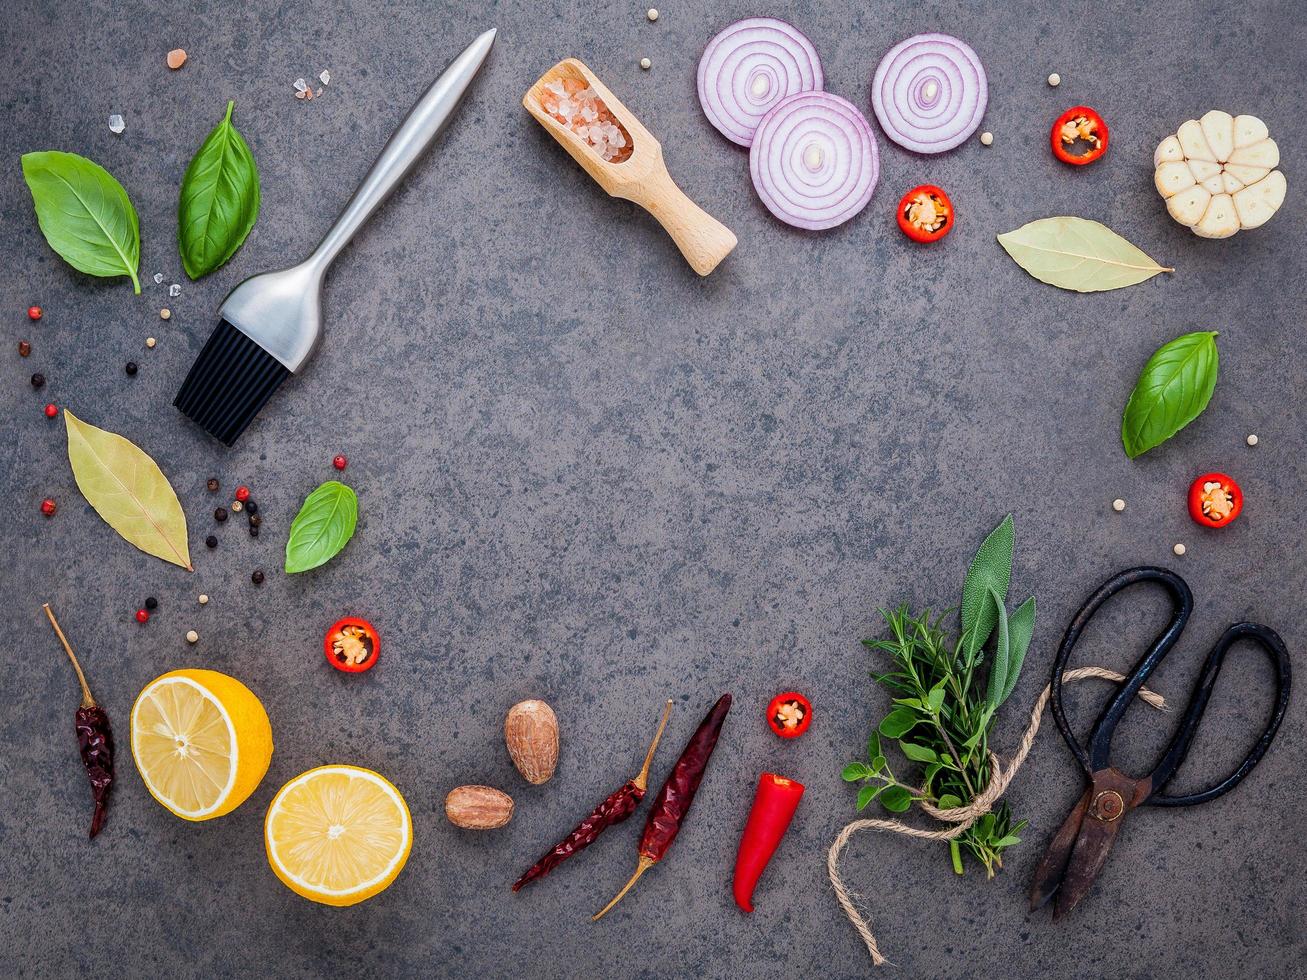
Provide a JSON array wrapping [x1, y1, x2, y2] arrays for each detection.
[[109, 114, 125, 134], [319, 69, 331, 85], [169, 283, 181, 298], [294, 78, 309, 93], [153, 272, 164, 285]]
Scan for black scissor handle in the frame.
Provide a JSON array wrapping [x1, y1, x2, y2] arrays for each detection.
[[1147, 622, 1292, 806], [1049, 567, 1193, 776]]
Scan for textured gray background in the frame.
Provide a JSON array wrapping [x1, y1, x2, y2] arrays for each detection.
[[1, 1, 1303, 977]]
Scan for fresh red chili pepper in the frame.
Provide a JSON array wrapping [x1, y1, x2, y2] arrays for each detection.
[[324, 617, 380, 672], [1051, 106, 1108, 165], [1188, 472, 1242, 528], [896, 185, 953, 242], [513, 699, 673, 892], [592, 693, 732, 920], [766, 691, 812, 738], [733, 772, 804, 913], [44, 604, 114, 838]]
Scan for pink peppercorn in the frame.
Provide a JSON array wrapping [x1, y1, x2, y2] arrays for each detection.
[[41, 498, 57, 516], [333, 455, 347, 470], [235, 485, 250, 502], [44, 403, 58, 418], [28, 306, 42, 321], [135, 609, 150, 624]]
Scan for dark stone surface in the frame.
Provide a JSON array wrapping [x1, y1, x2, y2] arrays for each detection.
[[2, 1, 1303, 977]]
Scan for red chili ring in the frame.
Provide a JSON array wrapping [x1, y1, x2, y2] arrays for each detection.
[[766, 691, 812, 738], [324, 617, 380, 672], [1051, 106, 1109, 166], [1187, 473, 1242, 528], [896, 185, 953, 243]]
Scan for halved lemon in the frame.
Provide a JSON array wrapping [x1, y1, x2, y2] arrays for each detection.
[[131, 668, 273, 821], [265, 765, 412, 906]]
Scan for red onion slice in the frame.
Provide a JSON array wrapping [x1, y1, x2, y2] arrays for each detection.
[[871, 33, 987, 154], [749, 92, 879, 230], [698, 17, 824, 147]]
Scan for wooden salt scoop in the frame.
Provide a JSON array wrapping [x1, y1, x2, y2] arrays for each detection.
[[525, 58, 737, 276]]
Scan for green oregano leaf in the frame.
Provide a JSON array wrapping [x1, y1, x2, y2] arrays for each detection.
[[842, 763, 872, 782], [1121, 331, 1219, 458], [285, 480, 358, 573], [878, 707, 918, 739], [178, 100, 261, 279], [21, 151, 141, 292], [856, 784, 882, 810], [900, 742, 938, 764], [961, 515, 1013, 656], [880, 785, 913, 813]]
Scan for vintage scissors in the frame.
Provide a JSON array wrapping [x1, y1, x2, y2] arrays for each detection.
[[1029, 566, 1291, 919]]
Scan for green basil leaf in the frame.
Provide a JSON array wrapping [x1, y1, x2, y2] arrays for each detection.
[[178, 100, 261, 279], [285, 480, 358, 573], [900, 742, 938, 764], [878, 706, 918, 739], [880, 785, 913, 813], [1000, 596, 1037, 706], [856, 784, 882, 811], [21, 151, 141, 292], [842, 762, 872, 782], [985, 587, 1011, 709], [961, 515, 1013, 656], [1121, 331, 1219, 458]]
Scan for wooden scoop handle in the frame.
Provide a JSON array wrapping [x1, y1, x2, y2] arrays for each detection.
[[620, 168, 737, 277]]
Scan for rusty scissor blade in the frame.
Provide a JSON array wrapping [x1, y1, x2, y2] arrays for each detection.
[[1029, 786, 1092, 911], [1052, 769, 1148, 920]]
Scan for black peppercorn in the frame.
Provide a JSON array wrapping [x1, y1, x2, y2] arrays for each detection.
[[249, 526, 259, 537], [125, 361, 138, 376], [31, 372, 45, 388], [251, 569, 264, 585], [207, 478, 220, 492], [145, 596, 158, 610], [205, 535, 218, 549], [246, 500, 259, 515], [214, 507, 228, 522], [249, 514, 262, 527]]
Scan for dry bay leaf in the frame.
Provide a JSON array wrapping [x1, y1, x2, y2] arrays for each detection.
[[64, 410, 192, 570], [997, 216, 1173, 292]]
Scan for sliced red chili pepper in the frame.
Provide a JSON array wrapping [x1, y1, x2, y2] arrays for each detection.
[[896, 185, 953, 242], [324, 617, 380, 672], [733, 772, 804, 912], [1051, 106, 1108, 165], [766, 691, 811, 738], [1188, 473, 1242, 528]]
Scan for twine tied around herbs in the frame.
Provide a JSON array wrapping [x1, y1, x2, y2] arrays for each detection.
[[827, 666, 1170, 967]]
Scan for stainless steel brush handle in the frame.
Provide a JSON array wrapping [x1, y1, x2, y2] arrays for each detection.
[[308, 27, 497, 270]]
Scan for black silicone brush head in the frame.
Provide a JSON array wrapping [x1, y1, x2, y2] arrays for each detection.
[[174, 318, 290, 447]]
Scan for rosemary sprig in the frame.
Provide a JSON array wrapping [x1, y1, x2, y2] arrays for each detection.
[[841, 516, 1036, 876]]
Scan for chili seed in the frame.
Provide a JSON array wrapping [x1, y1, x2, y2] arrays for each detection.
[[31, 373, 45, 389], [205, 534, 218, 549], [135, 609, 149, 624], [1112, 498, 1126, 512], [980, 131, 994, 146], [1048, 72, 1062, 86], [246, 500, 258, 515], [167, 48, 188, 70], [28, 306, 42, 320], [214, 507, 228, 522], [145, 596, 158, 610], [1173, 543, 1187, 556], [207, 477, 220, 492], [125, 361, 138, 376], [18, 340, 31, 357], [230, 499, 243, 513], [251, 569, 265, 585], [44, 403, 58, 418], [640, 57, 651, 70], [198, 594, 209, 605], [41, 498, 57, 517], [1246, 434, 1259, 446], [146, 337, 157, 349], [235, 485, 250, 502], [186, 630, 199, 644], [160, 308, 171, 320], [333, 454, 347, 470], [647, 7, 658, 21]]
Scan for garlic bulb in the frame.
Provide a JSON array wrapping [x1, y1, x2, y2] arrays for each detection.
[[1154, 111, 1285, 239]]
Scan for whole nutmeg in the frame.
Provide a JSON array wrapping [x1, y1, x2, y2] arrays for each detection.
[[504, 699, 560, 785], [445, 785, 514, 830]]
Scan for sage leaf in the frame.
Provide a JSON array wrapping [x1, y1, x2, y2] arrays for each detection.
[[985, 588, 1011, 709], [1121, 331, 1220, 458], [178, 100, 261, 279], [880, 785, 913, 813], [856, 784, 882, 810], [999, 597, 1036, 706], [21, 151, 141, 292], [900, 742, 938, 764], [997, 217, 1173, 292], [878, 707, 919, 739], [64, 411, 190, 569], [961, 515, 1013, 656], [285, 480, 358, 573]]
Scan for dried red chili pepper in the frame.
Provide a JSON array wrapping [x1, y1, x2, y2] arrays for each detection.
[[592, 693, 732, 920], [733, 772, 804, 912], [43, 604, 114, 838], [1051, 106, 1108, 165], [512, 699, 673, 892], [1188, 472, 1243, 528], [766, 691, 812, 738]]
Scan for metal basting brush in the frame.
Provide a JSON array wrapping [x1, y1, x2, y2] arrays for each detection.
[[174, 29, 497, 446]]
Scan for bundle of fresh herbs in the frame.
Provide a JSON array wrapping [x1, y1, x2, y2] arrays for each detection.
[[842, 515, 1036, 876]]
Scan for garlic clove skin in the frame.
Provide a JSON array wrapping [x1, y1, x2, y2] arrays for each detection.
[[1154, 135, 1184, 166], [1178, 119, 1216, 161], [1228, 138, 1279, 169], [1167, 185, 1211, 226], [1233, 171, 1287, 229], [1233, 114, 1269, 149], [1192, 193, 1240, 238], [1155, 161, 1196, 197], [1199, 110, 1235, 162]]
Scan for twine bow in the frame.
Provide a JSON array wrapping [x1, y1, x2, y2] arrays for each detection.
[[827, 666, 1169, 966]]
